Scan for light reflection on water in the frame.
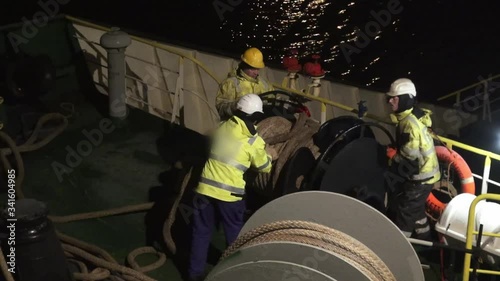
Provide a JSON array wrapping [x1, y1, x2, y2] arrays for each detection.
[[221, 0, 405, 90], [220, 1, 500, 101]]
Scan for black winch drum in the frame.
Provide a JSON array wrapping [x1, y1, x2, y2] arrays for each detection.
[[306, 116, 380, 191], [278, 147, 316, 196], [0, 199, 74, 281], [319, 137, 388, 212], [313, 116, 375, 153]]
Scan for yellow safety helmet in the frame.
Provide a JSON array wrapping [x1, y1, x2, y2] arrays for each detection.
[[241, 47, 265, 69]]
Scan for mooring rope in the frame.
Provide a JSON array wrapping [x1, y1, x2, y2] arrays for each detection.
[[221, 220, 396, 281], [0, 111, 170, 281], [0, 109, 329, 281], [252, 112, 321, 196]]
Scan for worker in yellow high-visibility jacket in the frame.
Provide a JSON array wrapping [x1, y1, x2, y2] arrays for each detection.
[[386, 78, 441, 241], [188, 94, 275, 281], [216, 47, 274, 120]]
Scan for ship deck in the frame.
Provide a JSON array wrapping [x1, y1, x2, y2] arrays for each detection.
[[0, 91, 467, 280]]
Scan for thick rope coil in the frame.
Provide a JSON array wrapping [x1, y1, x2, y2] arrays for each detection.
[[0, 107, 327, 281], [221, 220, 396, 281], [270, 116, 320, 188], [62, 244, 156, 281], [0, 110, 169, 281], [0, 248, 14, 281], [127, 247, 167, 273], [252, 113, 321, 196], [73, 267, 111, 281], [162, 167, 193, 254]]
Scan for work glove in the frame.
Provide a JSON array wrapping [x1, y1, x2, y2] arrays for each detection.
[[386, 146, 397, 159], [265, 146, 278, 161], [386, 146, 397, 167]]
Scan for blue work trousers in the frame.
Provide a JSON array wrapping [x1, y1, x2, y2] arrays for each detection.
[[188, 194, 246, 279]]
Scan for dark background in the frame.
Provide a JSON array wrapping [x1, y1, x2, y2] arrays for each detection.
[[2, 0, 500, 103]]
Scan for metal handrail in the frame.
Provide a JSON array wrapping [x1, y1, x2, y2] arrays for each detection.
[[63, 15, 500, 281], [437, 136, 500, 162], [271, 84, 392, 124], [72, 21, 220, 123], [434, 135, 500, 194], [462, 193, 500, 280], [65, 14, 500, 195], [66, 14, 391, 125], [437, 73, 500, 102], [65, 15, 222, 85]]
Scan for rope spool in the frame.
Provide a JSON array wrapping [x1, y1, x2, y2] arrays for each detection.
[[207, 191, 423, 281], [0, 109, 169, 281], [0, 105, 325, 281], [221, 220, 396, 281], [247, 116, 292, 196], [250, 113, 321, 197]]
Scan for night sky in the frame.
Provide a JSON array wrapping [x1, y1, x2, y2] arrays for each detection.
[[3, 0, 500, 104]]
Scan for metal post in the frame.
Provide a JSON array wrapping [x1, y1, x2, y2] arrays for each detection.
[[310, 77, 322, 97], [100, 27, 132, 125], [0, 199, 75, 281], [287, 72, 298, 90], [320, 102, 326, 124], [481, 156, 491, 194]]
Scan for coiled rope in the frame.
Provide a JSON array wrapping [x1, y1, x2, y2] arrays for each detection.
[[0, 109, 358, 281], [252, 112, 321, 196], [0, 109, 176, 281], [221, 220, 396, 281]]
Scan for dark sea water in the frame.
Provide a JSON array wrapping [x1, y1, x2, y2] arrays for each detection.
[[4, 1, 500, 150], [4, 1, 500, 101]]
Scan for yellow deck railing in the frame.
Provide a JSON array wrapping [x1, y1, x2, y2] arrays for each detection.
[[436, 136, 500, 194], [271, 84, 388, 123], [436, 73, 500, 123], [4, 13, 500, 281], [436, 73, 500, 103], [64, 14, 500, 194], [462, 193, 500, 280], [65, 15, 222, 86], [65, 15, 389, 124], [61, 14, 500, 281], [273, 82, 500, 195]]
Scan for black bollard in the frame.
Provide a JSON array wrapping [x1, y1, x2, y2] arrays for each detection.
[[0, 198, 74, 281]]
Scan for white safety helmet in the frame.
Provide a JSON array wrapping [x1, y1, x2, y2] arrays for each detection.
[[236, 94, 264, 115], [387, 78, 417, 98]]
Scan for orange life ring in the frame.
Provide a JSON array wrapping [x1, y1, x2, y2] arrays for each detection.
[[426, 145, 475, 218]]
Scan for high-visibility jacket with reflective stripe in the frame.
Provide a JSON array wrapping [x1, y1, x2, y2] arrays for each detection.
[[216, 69, 274, 119], [391, 108, 441, 184], [195, 116, 272, 202]]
